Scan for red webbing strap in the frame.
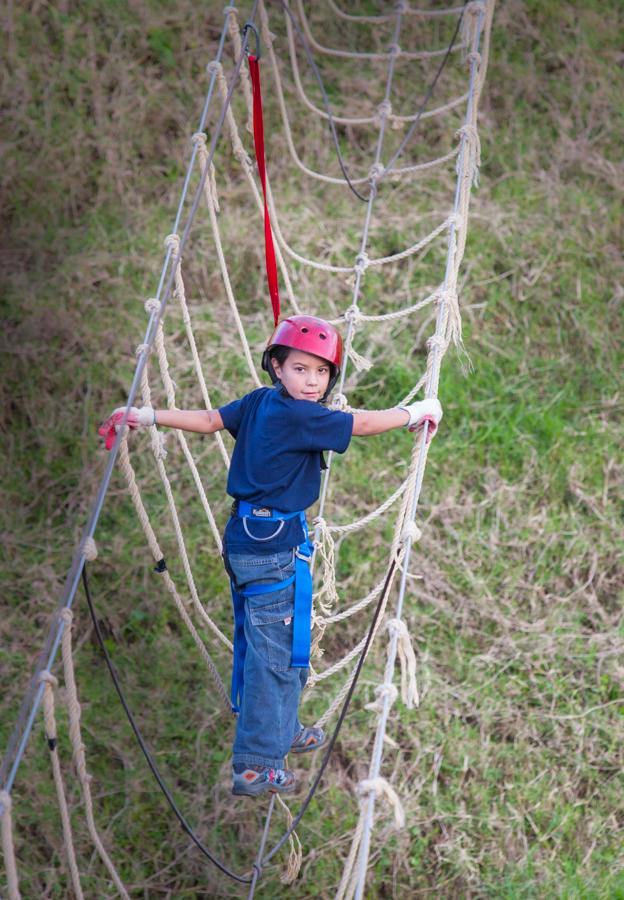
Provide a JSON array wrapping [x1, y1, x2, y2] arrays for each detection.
[[247, 54, 280, 326]]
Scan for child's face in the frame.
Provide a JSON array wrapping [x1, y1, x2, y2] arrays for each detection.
[[271, 350, 331, 402]]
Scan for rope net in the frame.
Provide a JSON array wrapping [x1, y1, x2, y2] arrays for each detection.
[[2, 1, 493, 896]]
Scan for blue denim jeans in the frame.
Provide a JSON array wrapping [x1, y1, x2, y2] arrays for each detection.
[[224, 549, 308, 769]]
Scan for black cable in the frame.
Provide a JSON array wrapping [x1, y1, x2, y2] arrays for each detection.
[[278, 0, 369, 202], [81, 566, 252, 885], [261, 556, 398, 864], [382, 1, 469, 179], [280, 0, 469, 194]]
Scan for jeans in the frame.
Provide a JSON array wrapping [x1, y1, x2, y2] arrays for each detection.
[[224, 548, 308, 769]]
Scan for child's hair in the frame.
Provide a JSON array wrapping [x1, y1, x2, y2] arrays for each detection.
[[269, 345, 291, 369]]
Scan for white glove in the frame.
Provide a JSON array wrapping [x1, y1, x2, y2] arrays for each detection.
[[112, 406, 155, 428], [398, 398, 443, 439], [99, 406, 155, 450]]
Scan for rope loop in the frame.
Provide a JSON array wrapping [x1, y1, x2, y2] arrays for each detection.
[[60, 608, 73, 626], [144, 297, 160, 315], [191, 131, 207, 147], [354, 253, 370, 276], [386, 617, 408, 639], [206, 60, 223, 76], [401, 521, 422, 544], [82, 536, 98, 561], [467, 0, 486, 17], [39, 669, 58, 687], [331, 392, 349, 410], [136, 343, 152, 358], [164, 233, 180, 251], [344, 303, 363, 324], [368, 162, 385, 183], [356, 777, 405, 829], [426, 334, 446, 353]]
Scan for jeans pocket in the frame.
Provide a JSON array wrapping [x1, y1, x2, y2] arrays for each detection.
[[248, 586, 295, 672]]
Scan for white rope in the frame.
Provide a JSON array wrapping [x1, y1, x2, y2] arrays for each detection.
[[117, 438, 232, 710], [40, 672, 84, 900], [326, 0, 466, 24], [0, 790, 20, 900], [261, 3, 461, 186], [59, 609, 130, 900], [296, 0, 467, 61], [139, 366, 233, 662], [349, 5, 493, 895], [285, 5, 468, 127]]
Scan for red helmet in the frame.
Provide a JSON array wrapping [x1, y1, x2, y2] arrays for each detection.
[[262, 315, 343, 401]]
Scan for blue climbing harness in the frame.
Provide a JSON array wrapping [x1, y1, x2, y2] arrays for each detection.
[[229, 501, 314, 713]]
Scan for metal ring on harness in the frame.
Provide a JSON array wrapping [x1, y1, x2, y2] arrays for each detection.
[[242, 517, 285, 542]]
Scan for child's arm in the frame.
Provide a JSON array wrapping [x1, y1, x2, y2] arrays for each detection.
[[352, 399, 442, 439], [154, 408, 224, 434], [99, 405, 223, 450], [352, 408, 409, 436]]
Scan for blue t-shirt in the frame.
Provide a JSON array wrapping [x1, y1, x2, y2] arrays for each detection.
[[219, 387, 353, 553]]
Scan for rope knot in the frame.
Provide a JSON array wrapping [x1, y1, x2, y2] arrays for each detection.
[[39, 670, 58, 686], [164, 233, 180, 251], [401, 521, 422, 544], [206, 60, 223, 76], [375, 100, 393, 125], [467, 0, 486, 17], [60, 608, 73, 626], [396, 0, 409, 12], [144, 297, 160, 315], [448, 212, 464, 230], [136, 343, 152, 357], [356, 777, 405, 829], [387, 617, 408, 639], [368, 162, 385, 183], [426, 334, 446, 353], [468, 50, 482, 67], [0, 790, 12, 811], [344, 303, 363, 324], [388, 43, 401, 57], [365, 681, 399, 713], [331, 392, 348, 410], [82, 536, 98, 561], [191, 131, 207, 149], [223, 5, 238, 15], [354, 253, 370, 275]]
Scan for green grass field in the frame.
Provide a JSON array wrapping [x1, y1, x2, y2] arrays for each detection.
[[2, 1, 623, 897]]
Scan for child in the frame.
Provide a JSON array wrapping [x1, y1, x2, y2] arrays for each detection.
[[100, 315, 442, 796]]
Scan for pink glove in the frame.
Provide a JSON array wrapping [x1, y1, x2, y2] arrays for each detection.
[[398, 398, 443, 441], [98, 406, 155, 451]]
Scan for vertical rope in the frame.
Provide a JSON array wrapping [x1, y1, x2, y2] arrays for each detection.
[[40, 672, 84, 900], [0, 789, 20, 900], [348, 6, 494, 897], [59, 609, 130, 900]]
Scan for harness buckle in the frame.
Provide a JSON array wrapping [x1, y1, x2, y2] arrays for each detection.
[[295, 549, 312, 564]]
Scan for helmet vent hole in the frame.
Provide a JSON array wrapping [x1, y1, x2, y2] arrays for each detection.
[[301, 326, 309, 333], [319, 333, 327, 339]]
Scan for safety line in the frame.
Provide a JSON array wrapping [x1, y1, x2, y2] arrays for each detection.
[[279, 0, 368, 202], [0, 0, 259, 814], [81, 567, 251, 884]]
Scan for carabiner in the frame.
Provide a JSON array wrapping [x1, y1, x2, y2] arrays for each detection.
[[242, 21, 261, 59]]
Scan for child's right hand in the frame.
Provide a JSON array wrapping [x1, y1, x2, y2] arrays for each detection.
[[399, 398, 443, 441], [98, 406, 155, 450]]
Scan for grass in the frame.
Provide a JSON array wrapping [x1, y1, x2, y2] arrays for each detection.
[[2, 0, 624, 897]]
